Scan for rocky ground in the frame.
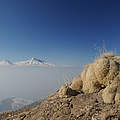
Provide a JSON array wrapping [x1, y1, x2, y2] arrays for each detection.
[[1, 90, 120, 120]]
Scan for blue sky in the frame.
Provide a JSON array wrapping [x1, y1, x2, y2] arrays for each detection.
[[0, 0, 120, 65]]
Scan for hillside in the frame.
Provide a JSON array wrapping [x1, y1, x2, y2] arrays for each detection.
[[1, 53, 120, 120]]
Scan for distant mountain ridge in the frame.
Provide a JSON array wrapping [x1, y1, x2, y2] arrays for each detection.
[[0, 58, 55, 67], [0, 97, 33, 112], [0, 60, 13, 66]]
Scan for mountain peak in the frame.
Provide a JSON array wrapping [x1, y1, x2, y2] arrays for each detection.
[[0, 60, 13, 66], [0, 58, 55, 67], [14, 57, 55, 67], [30, 57, 45, 63], [0, 97, 33, 112]]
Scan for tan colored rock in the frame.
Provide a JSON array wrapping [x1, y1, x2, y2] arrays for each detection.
[[70, 75, 82, 91], [102, 75, 120, 104], [114, 76, 120, 104], [82, 63, 101, 93], [103, 60, 119, 85], [61, 53, 120, 104], [70, 53, 120, 95], [94, 58, 109, 85], [102, 81, 117, 104], [58, 85, 68, 98], [58, 84, 79, 98], [115, 88, 120, 104]]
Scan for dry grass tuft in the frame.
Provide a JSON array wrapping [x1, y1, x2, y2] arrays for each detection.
[[100, 52, 115, 58], [94, 40, 117, 60]]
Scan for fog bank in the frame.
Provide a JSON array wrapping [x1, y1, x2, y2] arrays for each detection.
[[0, 66, 81, 101]]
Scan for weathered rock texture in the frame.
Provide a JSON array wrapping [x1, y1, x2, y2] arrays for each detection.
[[69, 53, 120, 104], [58, 84, 79, 98]]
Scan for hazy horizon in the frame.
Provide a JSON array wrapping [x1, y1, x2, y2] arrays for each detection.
[[0, 66, 81, 101]]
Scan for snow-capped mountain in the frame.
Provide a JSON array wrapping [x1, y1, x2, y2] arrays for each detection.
[[0, 97, 33, 112], [0, 58, 55, 67], [14, 57, 56, 67], [0, 60, 13, 66]]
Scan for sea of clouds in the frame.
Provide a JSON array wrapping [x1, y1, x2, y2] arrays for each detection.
[[0, 66, 81, 101]]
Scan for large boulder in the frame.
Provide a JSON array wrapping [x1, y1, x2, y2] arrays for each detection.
[[69, 53, 120, 103], [81, 56, 119, 93]]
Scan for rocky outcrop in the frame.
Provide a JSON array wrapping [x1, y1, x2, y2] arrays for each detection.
[[68, 53, 120, 104]]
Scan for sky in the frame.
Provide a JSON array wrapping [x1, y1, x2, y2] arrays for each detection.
[[0, 0, 120, 65]]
